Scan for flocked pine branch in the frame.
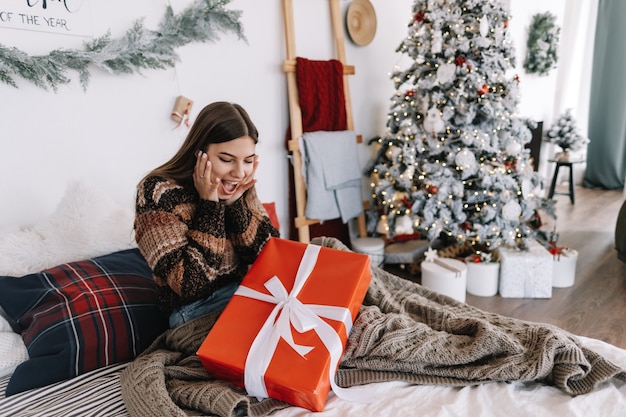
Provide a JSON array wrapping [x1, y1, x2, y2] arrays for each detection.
[[0, 0, 246, 91]]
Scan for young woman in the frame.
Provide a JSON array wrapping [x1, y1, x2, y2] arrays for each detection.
[[134, 102, 279, 327]]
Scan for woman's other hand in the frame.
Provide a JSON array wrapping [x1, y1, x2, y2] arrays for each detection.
[[193, 151, 220, 201]]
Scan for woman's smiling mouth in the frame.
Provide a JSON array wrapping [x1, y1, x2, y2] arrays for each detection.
[[221, 180, 239, 193]]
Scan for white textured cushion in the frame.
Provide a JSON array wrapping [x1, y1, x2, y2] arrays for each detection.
[[0, 181, 136, 277]]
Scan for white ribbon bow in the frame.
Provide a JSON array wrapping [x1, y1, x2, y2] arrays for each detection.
[[234, 244, 373, 403]]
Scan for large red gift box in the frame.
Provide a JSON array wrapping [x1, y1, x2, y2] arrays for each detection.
[[197, 237, 371, 411]]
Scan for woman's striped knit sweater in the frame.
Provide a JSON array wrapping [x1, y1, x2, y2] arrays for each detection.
[[134, 176, 279, 313]]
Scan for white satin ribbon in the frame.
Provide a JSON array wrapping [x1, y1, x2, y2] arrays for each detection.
[[234, 244, 373, 403], [433, 258, 462, 278]]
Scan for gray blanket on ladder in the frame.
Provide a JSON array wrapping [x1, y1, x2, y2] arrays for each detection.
[[300, 130, 363, 223]]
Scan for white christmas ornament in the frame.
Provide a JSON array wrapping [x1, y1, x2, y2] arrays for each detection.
[[480, 15, 489, 37], [521, 179, 532, 198], [394, 215, 414, 235], [506, 141, 522, 156], [436, 63, 456, 84], [431, 31, 443, 53], [502, 200, 522, 221], [454, 148, 477, 170], [423, 107, 445, 134]]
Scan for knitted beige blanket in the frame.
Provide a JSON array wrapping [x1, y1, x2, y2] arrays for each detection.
[[121, 237, 626, 417]]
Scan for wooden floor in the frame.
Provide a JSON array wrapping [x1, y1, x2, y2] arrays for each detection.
[[387, 187, 626, 349]]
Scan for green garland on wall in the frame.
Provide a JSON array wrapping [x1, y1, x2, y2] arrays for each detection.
[[523, 12, 560, 76], [0, 0, 245, 91]]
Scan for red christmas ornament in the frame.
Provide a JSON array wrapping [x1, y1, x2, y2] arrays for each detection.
[[514, 74, 520, 83], [503, 157, 518, 172], [504, 20, 509, 28], [473, 255, 482, 263], [414, 12, 425, 22], [402, 197, 413, 208], [426, 184, 438, 194], [504, 159, 516, 170], [461, 222, 472, 231], [477, 84, 489, 95], [406, 89, 416, 98], [455, 56, 466, 67]]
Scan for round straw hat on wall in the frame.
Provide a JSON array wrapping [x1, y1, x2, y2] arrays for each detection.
[[346, 0, 377, 46]]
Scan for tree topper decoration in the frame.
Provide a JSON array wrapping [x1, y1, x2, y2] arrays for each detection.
[[0, 0, 245, 91], [523, 12, 560, 76]]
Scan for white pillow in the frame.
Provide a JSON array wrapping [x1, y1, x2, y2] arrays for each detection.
[[0, 181, 137, 277], [0, 309, 29, 378]]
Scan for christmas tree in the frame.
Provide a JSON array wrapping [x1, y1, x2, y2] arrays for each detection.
[[365, 0, 550, 250], [546, 108, 589, 152]]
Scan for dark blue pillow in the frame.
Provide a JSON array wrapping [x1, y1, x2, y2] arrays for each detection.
[[0, 248, 168, 395]]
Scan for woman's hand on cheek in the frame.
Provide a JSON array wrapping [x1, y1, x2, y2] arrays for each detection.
[[223, 156, 259, 205], [193, 151, 220, 201]]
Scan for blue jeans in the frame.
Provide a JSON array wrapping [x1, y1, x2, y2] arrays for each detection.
[[168, 282, 239, 328]]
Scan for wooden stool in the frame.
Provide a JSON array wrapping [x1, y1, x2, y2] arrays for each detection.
[[547, 159, 585, 204]]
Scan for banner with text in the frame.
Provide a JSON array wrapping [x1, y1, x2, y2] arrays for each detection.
[[0, 0, 94, 38]]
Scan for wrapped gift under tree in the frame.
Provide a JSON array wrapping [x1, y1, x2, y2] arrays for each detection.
[[551, 247, 578, 288], [544, 229, 578, 288], [197, 238, 371, 412], [496, 239, 553, 298]]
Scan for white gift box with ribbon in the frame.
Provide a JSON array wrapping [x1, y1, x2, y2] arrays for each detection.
[[421, 248, 467, 302], [496, 240, 553, 298], [465, 256, 500, 297], [552, 248, 578, 288]]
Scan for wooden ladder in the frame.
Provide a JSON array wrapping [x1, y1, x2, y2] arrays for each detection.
[[281, 0, 367, 243]]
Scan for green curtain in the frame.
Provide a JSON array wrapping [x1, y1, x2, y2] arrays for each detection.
[[584, 0, 626, 189]]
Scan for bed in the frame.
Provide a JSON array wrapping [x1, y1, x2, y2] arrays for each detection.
[[1, 182, 626, 417]]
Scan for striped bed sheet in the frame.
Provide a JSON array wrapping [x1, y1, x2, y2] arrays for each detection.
[[0, 363, 129, 417], [1, 337, 625, 417]]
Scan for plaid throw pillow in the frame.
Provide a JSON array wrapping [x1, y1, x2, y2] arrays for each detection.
[[0, 248, 168, 395]]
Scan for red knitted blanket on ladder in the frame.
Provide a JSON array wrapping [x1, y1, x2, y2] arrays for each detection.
[[296, 57, 347, 132]]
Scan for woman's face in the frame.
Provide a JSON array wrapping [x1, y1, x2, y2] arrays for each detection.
[[205, 136, 257, 201]]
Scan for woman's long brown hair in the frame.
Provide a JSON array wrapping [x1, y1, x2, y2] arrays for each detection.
[[143, 102, 259, 186]]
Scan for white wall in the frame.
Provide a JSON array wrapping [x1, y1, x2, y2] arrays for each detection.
[[508, 0, 565, 182], [0, 0, 579, 235], [509, 0, 595, 186], [0, 0, 416, 235]]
